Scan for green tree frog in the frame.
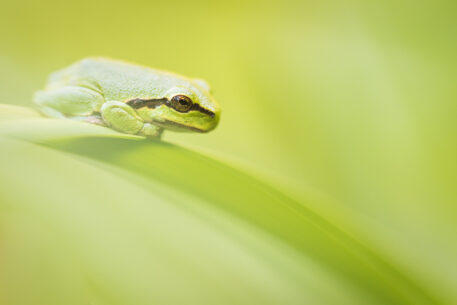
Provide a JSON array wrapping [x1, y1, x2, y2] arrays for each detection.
[[34, 57, 220, 138]]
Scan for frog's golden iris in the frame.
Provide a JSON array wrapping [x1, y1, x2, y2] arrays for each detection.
[[170, 95, 193, 112]]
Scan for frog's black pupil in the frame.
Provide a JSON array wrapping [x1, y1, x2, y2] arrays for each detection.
[[179, 98, 188, 105]]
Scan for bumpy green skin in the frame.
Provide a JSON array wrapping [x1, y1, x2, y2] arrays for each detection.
[[34, 57, 220, 138]]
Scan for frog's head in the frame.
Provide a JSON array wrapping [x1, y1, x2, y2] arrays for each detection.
[[132, 78, 220, 133]]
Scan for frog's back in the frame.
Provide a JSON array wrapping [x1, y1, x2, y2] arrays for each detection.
[[49, 57, 191, 101]]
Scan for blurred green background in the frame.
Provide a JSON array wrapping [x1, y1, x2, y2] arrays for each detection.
[[1, 0, 456, 304]]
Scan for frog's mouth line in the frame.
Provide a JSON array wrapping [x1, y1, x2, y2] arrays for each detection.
[[126, 97, 215, 118], [153, 119, 206, 133]]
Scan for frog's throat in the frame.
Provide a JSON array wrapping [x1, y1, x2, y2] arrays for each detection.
[[126, 97, 215, 118]]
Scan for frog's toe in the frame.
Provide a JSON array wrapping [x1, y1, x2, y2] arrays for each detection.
[[71, 114, 106, 126], [139, 123, 163, 138], [85, 114, 106, 126]]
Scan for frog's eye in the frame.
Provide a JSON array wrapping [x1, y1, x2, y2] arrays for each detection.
[[170, 95, 193, 112]]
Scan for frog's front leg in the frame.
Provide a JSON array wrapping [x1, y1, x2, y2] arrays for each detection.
[[101, 101, 163, 138], [100, 101, 146, 135]]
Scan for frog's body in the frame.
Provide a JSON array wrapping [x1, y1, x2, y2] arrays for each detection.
[[34, 57, 220, 138]]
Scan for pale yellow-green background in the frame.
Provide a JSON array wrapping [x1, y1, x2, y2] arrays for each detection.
[[1, 0, 456, 303]]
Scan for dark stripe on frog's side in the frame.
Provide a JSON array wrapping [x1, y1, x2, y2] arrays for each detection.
[[126, 98, 168, 109], [126, 97, 215, 118]]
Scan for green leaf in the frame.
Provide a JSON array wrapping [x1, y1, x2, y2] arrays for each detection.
[[0, 105, 442, 305]]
